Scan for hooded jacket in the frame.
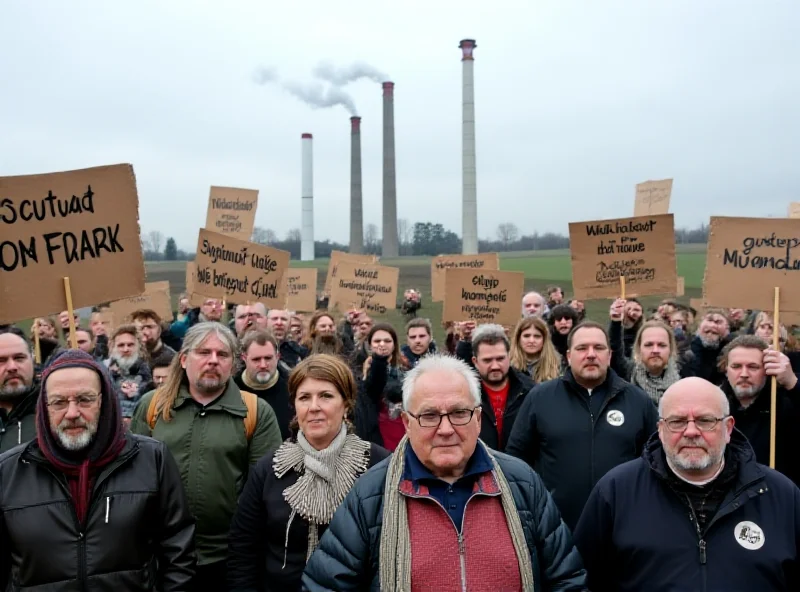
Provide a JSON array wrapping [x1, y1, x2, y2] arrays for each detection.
[[0, 384, 38, 454], [574, 431, 800, 592], [505, 368, 658, 530]]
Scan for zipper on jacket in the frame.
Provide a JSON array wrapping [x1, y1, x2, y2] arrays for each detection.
[[457, 532, 467, 592], [105, 496, 111, 524], [685, 495, 708, 566], [17, 421, 21, 444]]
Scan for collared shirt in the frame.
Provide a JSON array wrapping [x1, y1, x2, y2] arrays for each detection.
[[403, 443, 494, 532]]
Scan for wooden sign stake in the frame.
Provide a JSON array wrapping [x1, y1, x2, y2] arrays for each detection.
[[769, 286, 780, 469], [620, 275, 626, 300], [33, 328, 42, 365], [63, 277, 79, 350]]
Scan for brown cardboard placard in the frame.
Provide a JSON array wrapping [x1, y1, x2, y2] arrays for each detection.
[[286, 268, 318, 312], [193, 229, 290, 308], [788, 202, 800, 219], [0, 164, 145, 324], [109, 281, 174, 325], [704, 216, 800, 312], [329, 261, 399, 315], [633, 178, 673, 217], [324, 250, 379, 293], [442, 269, 525, 326], [676, 276, 685, 297], [205, 185, 259, 241], [431, 253, 500, 302], [569, 214, 678, 300], [184, 263, 208, 308]]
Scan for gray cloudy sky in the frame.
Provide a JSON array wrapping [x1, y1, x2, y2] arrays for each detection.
[[2, 0, 798, 250]]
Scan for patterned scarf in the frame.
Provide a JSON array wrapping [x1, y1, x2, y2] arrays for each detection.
[[273, 424, 370, 564], [630, 360, 681, 404]]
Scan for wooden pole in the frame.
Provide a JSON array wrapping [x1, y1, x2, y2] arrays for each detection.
[[33, 328, 41, 365], [769, 287, 780, 468], [620, 275, 626, 300], [63, 277, 79, 350]]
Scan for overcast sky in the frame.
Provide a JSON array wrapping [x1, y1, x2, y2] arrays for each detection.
[[2, 0, 798, 250]]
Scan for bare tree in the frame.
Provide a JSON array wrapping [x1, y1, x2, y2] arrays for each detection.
[[148, 231, 164, 254], [286, 228, 302, 243], [496, 223, 519, 250], [397, 218, 412, 247], [365, 223, 380, 249], [252, 226, 277, 245]]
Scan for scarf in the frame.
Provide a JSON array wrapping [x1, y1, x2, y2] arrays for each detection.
[[630, 360, 681, 404], [36, 349, 126, 525], [273, 424, 370, 564], [379, 437, 535, 591], [242, 369, 280, 392]]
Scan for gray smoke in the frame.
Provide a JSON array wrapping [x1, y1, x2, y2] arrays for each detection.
[[253, 65, 358, 115], [313, 61, 389, 86]]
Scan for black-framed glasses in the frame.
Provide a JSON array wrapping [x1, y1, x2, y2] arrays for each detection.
[[407, 406, 481, 428], [660, 416, 729, 433]]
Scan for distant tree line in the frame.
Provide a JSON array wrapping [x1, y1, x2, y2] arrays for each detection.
[[140, 221, 710, 261]]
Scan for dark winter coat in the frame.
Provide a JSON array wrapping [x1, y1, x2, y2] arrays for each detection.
[[227, 442, 389, 592], [680, 334, 735, 384], [301, 450, 587, 591], [505, 368, 659, 530], [0, 433, 196, 590], [0, 385, 38, 454], [279, 340, 308, 372], [574, 430, 800, 592], [399, 342, 436, 368], [354, 356, 404, 448], [478, 368, 535, 452], [233, 368, 294, 442]]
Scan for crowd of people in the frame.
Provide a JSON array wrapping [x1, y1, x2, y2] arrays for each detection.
[[0, 282, 799, 590]]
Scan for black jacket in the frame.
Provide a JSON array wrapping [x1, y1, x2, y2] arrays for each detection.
[[301, 449, 586, 591], [479, 368, 535, 452], [506, 368, 659, 530], [722, 379, 800, 486], [279, 340, 308, 372], [0, 385, 38, 454], [0, 433, 196, 590], [574, 431, 800, 592], [680, 334, 734, 384], [227, 441, 389, 592], [354, 356, 403, 449]]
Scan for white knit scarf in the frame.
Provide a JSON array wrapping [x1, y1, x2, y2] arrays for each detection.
[[273, 424, 370, 565]]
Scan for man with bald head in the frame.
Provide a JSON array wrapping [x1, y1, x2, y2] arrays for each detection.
[[574, 377, 800, 591], [521, 291, 547, 319], [266, 309, 307, 370]]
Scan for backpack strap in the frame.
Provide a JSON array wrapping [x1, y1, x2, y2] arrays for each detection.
[[240, 390, 259, 441], [147, 393, 159, 430]]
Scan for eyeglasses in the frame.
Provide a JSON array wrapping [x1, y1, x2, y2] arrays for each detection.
[[660, 416, 729, 433], [47, 394, 100, 411], [407, 406, 481, 428]]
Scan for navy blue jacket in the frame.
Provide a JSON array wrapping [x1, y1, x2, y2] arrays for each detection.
[[505, 368, 658, 530], [574, 430, 800, 592]]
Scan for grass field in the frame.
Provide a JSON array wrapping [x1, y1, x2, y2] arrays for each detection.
[[138, 243, 708, 345]]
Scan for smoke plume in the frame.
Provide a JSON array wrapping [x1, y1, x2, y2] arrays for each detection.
[[313, 61, 389, 86], [253, 65, 358, 115]]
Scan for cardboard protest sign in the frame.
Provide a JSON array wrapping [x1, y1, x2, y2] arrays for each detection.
[[193, 229, 290, 308], [95, 309, 116, 333], [675, 276, 685, 297], [704, 216, 800, 312], [324, 250, 379, 293], [442, 269, 525, 326], [205, 186, 258, 241], [109, 281, 173, 325], [329, 261, 399, 315], [286, 268, 318, 312], [184, 263, 208, 308], [431, 253, 500, 302], [789, 203, 800, 219], [569, 214, 678, 300], [634, 179, 673, 217], [0, 164, 145, 324]]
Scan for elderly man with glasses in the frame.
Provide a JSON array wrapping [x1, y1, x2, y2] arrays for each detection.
[[574, 376, 800, 592], [303, 354, 586, 591]]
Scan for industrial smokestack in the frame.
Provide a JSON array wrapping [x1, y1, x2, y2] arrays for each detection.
[[381, 81, 399, 257], [459, 39, 478, 255], [349, 116, 364, 254], [301, 133, 315, 261]]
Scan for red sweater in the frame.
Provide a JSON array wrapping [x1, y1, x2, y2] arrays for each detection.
[[401, 472, 522, 591]]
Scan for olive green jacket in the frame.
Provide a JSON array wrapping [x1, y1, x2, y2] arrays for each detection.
[[130, 380, 282, 565]]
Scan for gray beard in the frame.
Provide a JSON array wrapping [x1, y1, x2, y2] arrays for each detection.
[[54, 417, 98, 451], [111, 352, 139, 372], [733, 381, 765, 402], [249, 370, 273, 385], [0, 383, 30, 401], [699, 333, 721, 349]]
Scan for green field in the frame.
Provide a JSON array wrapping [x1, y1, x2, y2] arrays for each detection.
[[137, 244, 708, 345]]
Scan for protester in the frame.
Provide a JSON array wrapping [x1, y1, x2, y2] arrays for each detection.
[[233, 302, 268, 337], [302, 354, 587, 591], [0, 329, 39, 453], [57, 310, 80, 333], [521, 290, 547, 318], [548, 303, 579, 359], [680, 308, 733, 383], [105, 324, 152, 420], [719, 335, 800, 485], [151, 358, 171, 386], [0, 349, 196, 589], [88, 309, 110, 359], [268, 308, 308, 369], [170, 297, 224, 338], [73, 328, 94, 354], [750, 311, 788, 350], [620, 298, 644, 357], [546, 285, 564, 308], [303, 311, 346, 358], [289, 313, 305, 342], [574, 377, 800, 591], [509, 316, 562, 383], [234, 329, 292, 441], [131, 309, 177, 369], [227, 355, 389, 591], [506, 321, 659, 530], [401, 317, 435, 367], [130, 322, 282, 589], [568, 298, 586, 321], [32, 316, 58, 340]]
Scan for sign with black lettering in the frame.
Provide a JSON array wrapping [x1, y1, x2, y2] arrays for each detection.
[[704, 216, 800, 312], [205, 186, 258, 241], [431, 253, 499, 302], [193, 229, 290, 308], [109, 281, 174, 325], [324, 250, 378, 293], [329, 261, 399, 315], [442, 269, 525, 326], [634, 179, 673, 217], [569, 214, 677, 300], [0, 164, 145, 324], [286, 268, 318, 312]]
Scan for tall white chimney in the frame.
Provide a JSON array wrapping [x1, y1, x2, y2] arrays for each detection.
[[459, 39, 478, 255], [301, 132, 315, 261]]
